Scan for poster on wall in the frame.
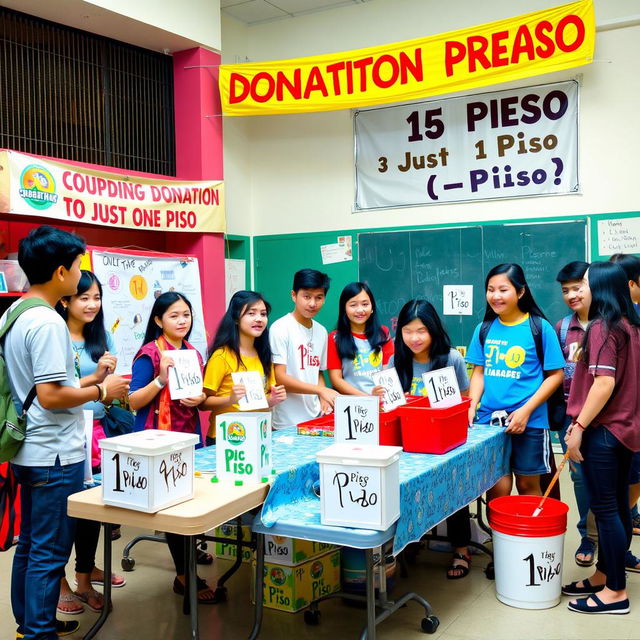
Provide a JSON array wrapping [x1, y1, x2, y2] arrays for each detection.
[[355, 80, 579, 209], [92, 250, 207, 375]]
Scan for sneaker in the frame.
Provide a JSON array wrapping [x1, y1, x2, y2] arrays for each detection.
[[16, 619, 80, 639]]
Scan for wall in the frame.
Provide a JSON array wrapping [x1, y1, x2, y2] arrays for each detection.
[[220, 0, 640, 237]]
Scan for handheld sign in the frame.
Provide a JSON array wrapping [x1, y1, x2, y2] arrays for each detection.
[[164, 350, 203, 400], [334, 396, 379, 444], [422, 365, 462, 409], [371, 367, 406, 412], [443, 285, 473, 316], [231, 370, 268, 410]]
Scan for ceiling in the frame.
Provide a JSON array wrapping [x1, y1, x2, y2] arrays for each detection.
[[221, 0, 372, 25]]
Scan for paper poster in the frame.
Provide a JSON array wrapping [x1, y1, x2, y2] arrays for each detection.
[[225, 258, 246, 306], [334, 395, 379, 444], [443, 285, 473, 315], [422, 365, 462, 409], [371, 367, 406, 412], [92, 250, 207, 374], [231, 370, 268, 410], [597, 218, 640, 256], [165, 349, 203, 400], [320, 236, 353, 265]]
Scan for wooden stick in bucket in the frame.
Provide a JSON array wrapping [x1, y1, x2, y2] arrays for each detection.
[[531, 451, 570, 517]]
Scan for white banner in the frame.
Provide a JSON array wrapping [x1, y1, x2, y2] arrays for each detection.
[[92, 250, 207, 375], [355, 80, 579, 209]]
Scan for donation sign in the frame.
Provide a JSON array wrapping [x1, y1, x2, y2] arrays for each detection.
[[422, 366, 462, 409], [231, 370, 269, 410], [166, 349, 203, 400], [355, 80, 579, 208], [371, 367, 406, 412], [0, 150, 225, 233], [334, 395, 380, 444]]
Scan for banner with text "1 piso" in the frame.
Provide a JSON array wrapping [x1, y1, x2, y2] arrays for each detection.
[[0, 150, 225, 233], [219, 0, 594, 116]]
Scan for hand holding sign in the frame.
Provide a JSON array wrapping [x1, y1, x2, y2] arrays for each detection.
[[371, 367, 406, 412], [422, 365, 462, 409], [231, 371, 268, 410], [164, 350, 203, 400]]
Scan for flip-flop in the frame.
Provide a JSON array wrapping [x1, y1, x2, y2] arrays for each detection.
[[575, 538, 596, 567], [56, 593, 84, 615], [75, 573, 127, 588], [74, 588, 104, 613], [446, 552, 471, 580], [172, 576, 220, 604], [568, 593, 630, 614]]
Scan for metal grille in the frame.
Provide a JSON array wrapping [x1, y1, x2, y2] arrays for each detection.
[[0, 7, 176, 176]]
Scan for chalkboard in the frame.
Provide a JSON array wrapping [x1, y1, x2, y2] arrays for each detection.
[[359, 220, 587, 346]]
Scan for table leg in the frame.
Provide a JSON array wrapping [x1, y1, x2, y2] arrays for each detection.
[[184, 535, 199, 640], [248, 533, 265, 640], [363, 547, 377, 640], [83, 523, 113, 640]]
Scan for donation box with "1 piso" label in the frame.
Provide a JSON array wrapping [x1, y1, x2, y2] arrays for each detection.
[[215, 412, 272, 483], [100, 430, 199, 513], [317, 443, 402, 531]]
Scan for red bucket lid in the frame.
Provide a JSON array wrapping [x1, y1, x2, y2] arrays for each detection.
[[488, 495, 568, 538]]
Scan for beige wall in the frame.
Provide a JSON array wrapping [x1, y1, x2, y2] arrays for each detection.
[[221, 0, 640, 237]]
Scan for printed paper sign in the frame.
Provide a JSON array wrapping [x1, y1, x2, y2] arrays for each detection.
[[165, 350, 203, 400], [320, 236, 353, 265], [422, 365, 462, 409], [231, 370, 268, 410], [371, 367, 406, 411], [334, 396, 379, 444], [597, 218, 640, 256], [443, 285, 473, 315]]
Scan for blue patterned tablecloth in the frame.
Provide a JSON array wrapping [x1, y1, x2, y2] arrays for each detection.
[[195, 425, 510, 555]]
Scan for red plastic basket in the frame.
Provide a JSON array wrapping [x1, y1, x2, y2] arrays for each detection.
[[396, 396, 471, 454], [297, 413, 334, 436]]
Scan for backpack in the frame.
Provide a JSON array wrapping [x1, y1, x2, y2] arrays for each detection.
[[0, 298, 52, 463], [478, 314, 566, 431]]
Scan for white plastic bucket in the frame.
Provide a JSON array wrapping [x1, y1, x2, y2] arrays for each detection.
[[489, 495, 568, 610]]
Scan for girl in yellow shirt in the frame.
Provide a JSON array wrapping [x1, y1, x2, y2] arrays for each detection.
[[203, 290, 286, 444]]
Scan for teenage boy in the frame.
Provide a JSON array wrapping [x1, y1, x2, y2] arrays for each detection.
[[609, 253, 640, 545], [270, 269, 338, 428], [3, 226, 129, 640], [553, 261, 599, 567]]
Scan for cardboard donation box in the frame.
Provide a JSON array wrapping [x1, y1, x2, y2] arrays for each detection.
[[215, 412, 272, 484], [100, 430, 199, 513], [214, 523, 254, 564], [253, 549, 341, 613], [264, 535, 337, 567], [317, 443, 402, 531]]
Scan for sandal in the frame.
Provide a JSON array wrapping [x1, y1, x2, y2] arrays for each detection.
[[446, 552, 471, 580], [74, 588, 104, 613], [56, 593, 84, 615], [567, 593, 630, 614], [74, 571, 127, 589], [172, 576, 219, 604], [197, 548, 214, 565], [562, 578, 604, 596], [111, 526, 122, 541], [632, 514, 640, 536], [575, 537, 596, 567], [625, 549, 640, 573]]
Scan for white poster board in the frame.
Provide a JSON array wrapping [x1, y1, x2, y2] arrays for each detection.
[[92, 250, 207, 374], [597, 218, 640, 256], [334, 396, 379, 444], [231, 370, 268, 410], [355, 80, 579, 209], [443, 285, 473, 316], [371, 367, 406, 411], [225, 258, 246, 306], [422, 366, 462, 409]]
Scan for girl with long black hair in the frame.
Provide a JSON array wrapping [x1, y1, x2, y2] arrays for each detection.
[[466, 264, 564, 500], [203, 290, 286, 444], [327, 282, 393, 396], [390, 299, 472, 579], [563, 262, 640, 614]]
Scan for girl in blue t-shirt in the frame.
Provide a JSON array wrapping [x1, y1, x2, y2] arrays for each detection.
[[466, 263, 564, 500], [391, 299, 472, 579]]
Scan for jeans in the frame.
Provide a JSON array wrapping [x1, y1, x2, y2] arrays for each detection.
[[581, 425, 633, 591], [559, 415, 593, 541], [11, 458, 84, 639]]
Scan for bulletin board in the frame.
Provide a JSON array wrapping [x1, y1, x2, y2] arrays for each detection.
[[89, 247, 207, 374]]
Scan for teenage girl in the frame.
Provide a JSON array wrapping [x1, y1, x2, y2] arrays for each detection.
[[391, 299, 472, 579], [128, 292, 214, 603], [466, 264, 564, 500], [202, 290, 286, 444], [327, 282, 393, 396], [56, 270, 127, 614], [563, 262, 640, 615]]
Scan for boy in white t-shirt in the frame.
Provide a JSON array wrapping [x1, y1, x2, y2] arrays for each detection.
[[269, 269, 338, 428]]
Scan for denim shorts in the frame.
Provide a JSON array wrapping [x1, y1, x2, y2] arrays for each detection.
[[629, 451, 640, 484], [511, 427, 552, 476]]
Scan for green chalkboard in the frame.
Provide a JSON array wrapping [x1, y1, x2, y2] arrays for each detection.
[[358, 220, 587, 346]]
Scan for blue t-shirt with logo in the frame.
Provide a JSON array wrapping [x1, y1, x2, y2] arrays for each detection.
[[466, 315, 564, 428]]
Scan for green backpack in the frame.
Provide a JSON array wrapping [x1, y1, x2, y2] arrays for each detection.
[[0, 298, 52, 463]]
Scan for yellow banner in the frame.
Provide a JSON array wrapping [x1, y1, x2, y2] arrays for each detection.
[[220, 0, 594, 116], [0, 150, 225, 233]]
